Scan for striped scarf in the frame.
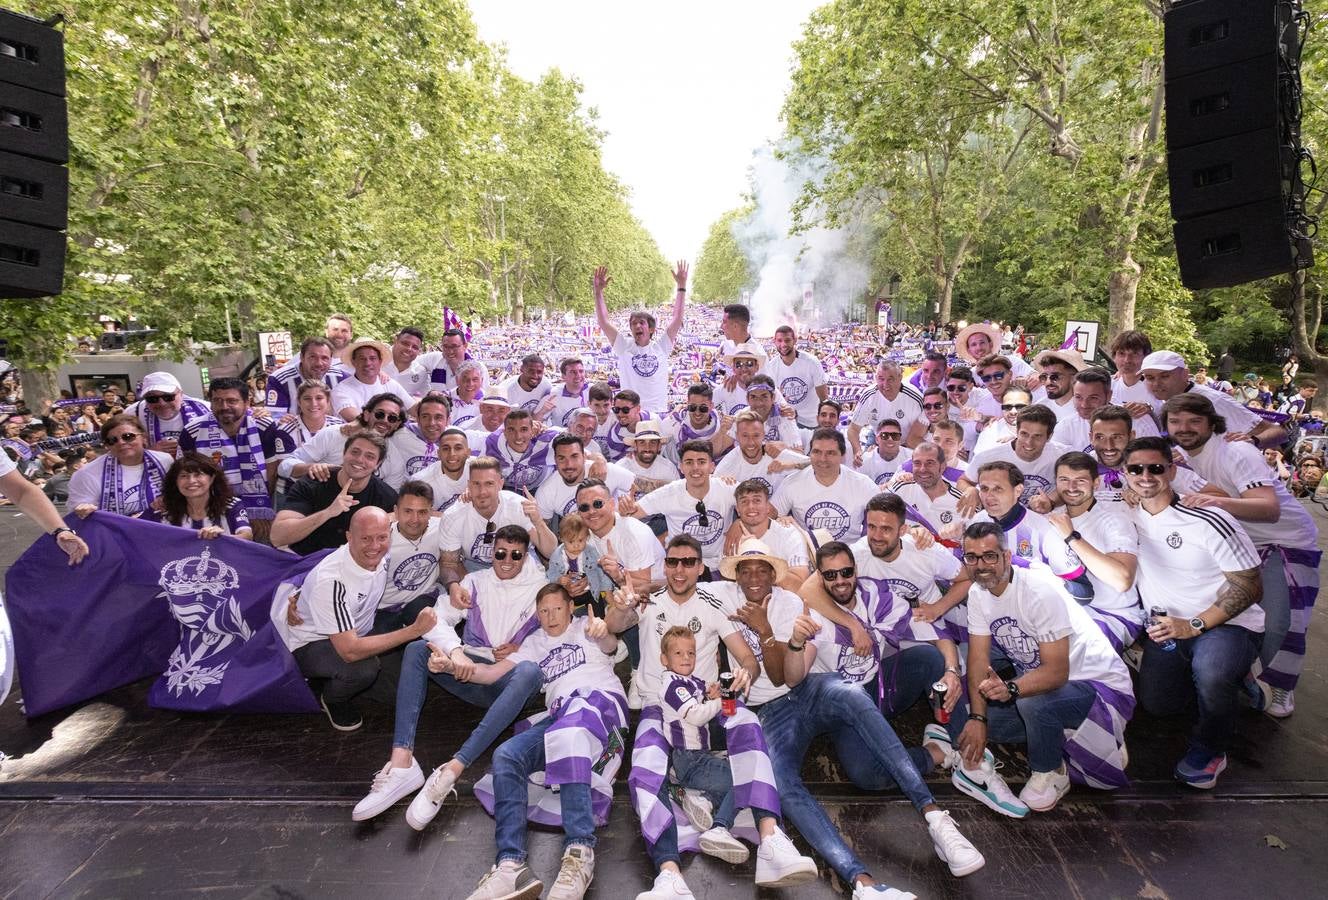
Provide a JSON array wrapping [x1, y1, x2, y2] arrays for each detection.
[[142, 397, 210, 444], [98, 452, 168, 515], [483, 428, 557, 491], [603, 410, 653, 460], [187, 413, 269, 513], [1063, 681, 1134, 789]]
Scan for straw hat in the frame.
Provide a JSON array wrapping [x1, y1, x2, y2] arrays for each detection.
[[341, 337, 392, 367], [955, 323, 1002, 364], [719, 536, 789, 581]]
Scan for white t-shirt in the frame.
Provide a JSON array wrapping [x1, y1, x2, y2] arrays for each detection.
[[637, 477, 737, 565], [772, 465, 880, 542], [283, 545, 388, 651], [894, 480, 968, 534], [764, 351, 828, 426], [968, 566, 1132, 697], [379, 427, 445, 490], [972, 417, 1014, 457], [501, 375, 554, 414], [714, 447, 807, 496], [1069, 502, 1142, 616], [857, 446, 913, 487], [381, 519, 444, 610], [965, 440, 1071, 503], [413, 460, 471, 512], [0, 448, 14, 478], [726, 411, 802, 448], [613, 333, 674, 412], [330, 376, 414, 418], [589, 514, 664, 574], [279, 423, 351, 477], [1180, 436, 1318, 549], [850, 534, 962, 606], [635, 585, 737, 705], [712, 582, 799, 705], [851, 385, 925, 439], [618, 453, 680, 491], [1130, 498, 1264, 631], [438, 491, 533, 568], [1054, 412, 1159, 453], [535, 461, 635, 521], [711, 383, 752, 417], [751, 519, 811, 571], [1111, 375, 1153, 406], [509, 617, 623, 711]]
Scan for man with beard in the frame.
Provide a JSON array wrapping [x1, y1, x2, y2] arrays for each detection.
[[278, 393, 405, 481], [126, 371, 211, 454], [892, 442, 968, 541], [331, 338, 416, 421], [595, 262, 687, 414], [617, 421, 679, 496], [715, 410, 809, 496], [379, 392, 451, 489], [907, 351, 949, 395], [773, 427, 879, 543], [971, 381, 1028, 456], [1030, 348, 1087, 423], [1044, 452, 1143, 652], [1161, 393, 1319, 718], [438, 456, 555, 574], [272, 430, 398, 554], [501, 353, 554, 417], [960, 404, 1067, 512], [481, 408, 559, 493], [1077, 405, 1210, 504], [929, 523, 1134, 812], [712, 343, 768, 416], [178, 377, 295, 539], [603, 390, 653, 461], [848, 359, 926, 465], [324, 313, 354, 356], [535, 433, 634, 526], [1051, 368, 1159, 455], [413, 428, 474, 513], [764, 324, 829, 429], [1141, 350, 1286, 447], [733, 375, 800, 447], [1122, 438, 1263, 787]]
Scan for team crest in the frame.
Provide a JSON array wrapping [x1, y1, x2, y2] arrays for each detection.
[[688, 616, 702, 633], [1017, 538, 1033, 558], [781, 377, 809, 404], [632, 354, 660, 377], [940, 511, 954, 524], [1166, 531, 1183, 549], [156, 547, 252, 697], [393, 552, 438, 592]]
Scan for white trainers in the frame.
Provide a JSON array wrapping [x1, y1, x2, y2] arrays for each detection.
[[1269, 687, 1295, 718], [922, 723, 955, 769], [406, 764, 459, 831], [635, 869, 695, 900], [677, 787, 713, 830], [464, 860, 543, 900], [1019, 765, 1071, 812], [351, 759, 424, 821], [627, 670, 643, 710], [547, 845, 595, 900], [852, 885, 918, 899], [699, 825, 749, 864], [613, 640, 629, 664], [952, 756, 1030, 819], [754, 826, 818, 887], [926, 810, 985, 876]]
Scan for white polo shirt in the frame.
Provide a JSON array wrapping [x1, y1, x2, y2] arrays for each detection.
[[850, 385, 925, 438], [1180, 436, 1318, 550], [330, 376, 414, 417]]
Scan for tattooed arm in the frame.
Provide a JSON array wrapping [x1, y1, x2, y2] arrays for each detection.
[[1207, 565, 1263, 625]]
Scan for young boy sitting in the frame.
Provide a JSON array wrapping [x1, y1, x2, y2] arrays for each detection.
[[545, 512, 615, 615]]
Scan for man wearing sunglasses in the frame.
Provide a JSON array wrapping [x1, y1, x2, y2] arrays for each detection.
[[1122, 437, 1264, 788], [277, 394, 405, 483], [535, 433, 634, 525], [331, 337, 416, 423], [439, 457, 554, 577], [602, 390, 652, 462], [352, 524, 546, 830], [1030, 349, 1087, 424], [124, 371, 211, 454], [662, 383, 731, 462], [970, 355, 1020, 420], [938, 522, 1134, 813], [620, 440, 737, 572], [847, 359, 926, 467], [594, 262, 687, 415], [273, 430, 398, 555], [944, 366, 994, 428], [856, 417, 912, 487], [712, 343, 768, 417], [1160, 394, 1318, 721]]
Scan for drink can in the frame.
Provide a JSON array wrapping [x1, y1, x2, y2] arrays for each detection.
[[931, 679, 950, 724], [1149, 605, 1177, 651], [719, 672, 736, 717]]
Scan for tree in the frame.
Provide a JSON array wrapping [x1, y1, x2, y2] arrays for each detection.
[[692, 206, 756, 302]]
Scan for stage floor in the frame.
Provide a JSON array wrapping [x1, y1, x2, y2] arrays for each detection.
[[2, 504, 1326, 899]]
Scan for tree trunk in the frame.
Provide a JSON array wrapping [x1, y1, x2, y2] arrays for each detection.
[[22, 368, 60, 413], [512, 281, 525, 325], [1106, 252, 1140, 341], [1289, 270, 1328, 413], [937, 275, 954, 325]]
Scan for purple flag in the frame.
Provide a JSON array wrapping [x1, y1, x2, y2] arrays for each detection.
[[4, 513, 325, 717], [1060, 329, 1081, 350]]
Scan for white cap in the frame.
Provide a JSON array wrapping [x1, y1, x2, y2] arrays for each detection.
[[140, 371, 182, 394], [1140, 350, 1187, 372]]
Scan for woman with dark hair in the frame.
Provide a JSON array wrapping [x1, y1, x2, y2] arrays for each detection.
[[146, 451, 253, 540], [68, 414, 174, 518]]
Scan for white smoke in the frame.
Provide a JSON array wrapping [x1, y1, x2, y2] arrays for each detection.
[[731, 143, 871, 337]]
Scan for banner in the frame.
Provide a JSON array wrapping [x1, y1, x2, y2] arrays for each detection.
[[4, 514, 326, 718]]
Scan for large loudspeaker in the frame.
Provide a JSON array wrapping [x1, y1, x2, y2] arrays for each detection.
[[0, 8, 67, 299], [1164, 0, 1313, 290]]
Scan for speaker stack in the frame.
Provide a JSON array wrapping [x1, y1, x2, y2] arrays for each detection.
[[0, 8, 67, 299], [1165, 0, 1315, 290]]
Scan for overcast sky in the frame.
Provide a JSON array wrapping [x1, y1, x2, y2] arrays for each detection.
[[469, 0, 821, 263]]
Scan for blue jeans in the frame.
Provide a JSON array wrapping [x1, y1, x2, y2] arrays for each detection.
[[492, 716, 595, 864], [981, 680, 1096, 773], [756, 674, 936, 885], [391, 640, 543, 766], [1259, 554, 1290, 671], [669, 747, 778, 831], [877, 644, 945, 719], [1137, 623, 1260, 757]]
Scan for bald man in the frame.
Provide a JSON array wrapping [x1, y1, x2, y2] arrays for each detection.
[[282, 507, 439, 731]]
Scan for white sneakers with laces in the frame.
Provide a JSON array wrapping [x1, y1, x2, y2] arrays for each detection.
[[676, 788, 713, 830], [698, 825, 749, 863], [1019, 765, 1071, 812], [546, 846, 595, 900], [351, 759, 423, 821], [463, 860, 543, 900], [406, 764, 459, 830], [925, 809, 986, 876], [1269, 686, 1295, 718], [635, 869, 695, 899], [754, 826, 818, 887]]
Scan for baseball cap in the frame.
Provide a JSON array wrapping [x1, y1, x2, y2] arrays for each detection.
[[140, 371, 182, 395], [1140, 351, 1187, 372]]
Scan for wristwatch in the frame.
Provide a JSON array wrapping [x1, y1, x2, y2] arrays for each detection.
[[50, 526, 74, 539], [1004, 679, 1021, 699], [1064, 530, 1081, 546], [1189, 617, 1207, 634]]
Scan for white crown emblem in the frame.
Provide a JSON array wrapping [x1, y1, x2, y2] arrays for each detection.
[[158, 547, 240, 597]]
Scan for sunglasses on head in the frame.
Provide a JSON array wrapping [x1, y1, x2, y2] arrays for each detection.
[[1125, 462, 1169, 475], [372, 410, 402, 423], [577, 499, 607, 513], [922, 402, 945, 410], [694, 500, 710, 529], [493, 548, 525, 561], [664, 556, 702, 569], [104, 432, 141, 445], [820, 566, 855, 582], [481, 520, 497, 544], [1001, 403, 1028, 412], [612, 406, 635, 415], [687, 404, 711, 414], [143, 393, 174, 404]]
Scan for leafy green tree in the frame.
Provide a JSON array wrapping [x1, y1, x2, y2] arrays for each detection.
[[693, 206, 756, 302]]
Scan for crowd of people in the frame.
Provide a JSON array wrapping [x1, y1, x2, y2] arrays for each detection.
[[1, 261, 1323, 900]]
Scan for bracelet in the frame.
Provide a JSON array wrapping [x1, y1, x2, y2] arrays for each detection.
[[786, 640, 805, 652], [967, 713, 988, 724], [761, 634, 777, 647], [944, 666, 961, 676]]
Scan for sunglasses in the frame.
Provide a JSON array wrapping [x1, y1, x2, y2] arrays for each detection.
[[922, 402, 946, 410], [104, 432, 142, 445], [980, 371, 1008, 381], [612, 406, 635, 415], [577, 499, 607, 513], [493, 548, 525, 561], [945, 384, 970, 392], [961, 551, 1003, 565], [143, 393, 174, 404], [687, 404, 711, 414], [877, 432, 902, 440], [1001, 403, 1028, 412], [480, 520, 497, 544], [694, 500, 710, 529], [664, 556, 702, 569], [1125, 462, 1170, 475], [820, 566, 856, 582], [732, 360, 758, 369], [372, 410, 403, 423]]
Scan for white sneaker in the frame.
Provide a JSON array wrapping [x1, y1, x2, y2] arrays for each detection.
[[852, 885, 918, 900], [351, 760, 424, 821], [406, 765, 459, 831], [627, 670, 643, 710], [699, 825, 749, 864], [635, 869, 695, 900], [1019, 766, 1071, 812], [464, 860, 543, 900], [1269, 687, 1295, 718], [677, 787, 713, 830], [926, 810, 985, 876], [754, 826, 818, 887], [613, 640, 629, 664], [922, 723, 955, 769], [952, 756, 1030, 819], [547, 845, 595, 900]]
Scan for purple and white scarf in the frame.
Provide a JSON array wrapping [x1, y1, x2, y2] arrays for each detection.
[[461, 581, 541, 649], [141, 397, 210, 444], [1062, 681, 1134, 789], [483, 429, 557, 491], [186, 413, 270, 515], [98, 453, 169, 515], [1257, 545, 1321, 692], [673, 411, 721, 443], [628, 703, 780, 850], [603, 411, 653, 461]]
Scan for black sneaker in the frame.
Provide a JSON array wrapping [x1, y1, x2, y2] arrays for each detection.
[[321, 695, 363, 732]]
